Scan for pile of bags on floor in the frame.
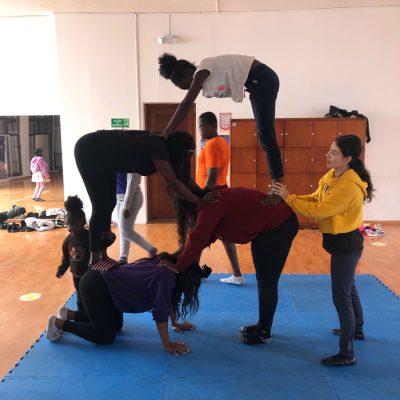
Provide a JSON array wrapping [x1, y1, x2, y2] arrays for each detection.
[[0, 205, 65, 232], [359, 223, 385, 237]]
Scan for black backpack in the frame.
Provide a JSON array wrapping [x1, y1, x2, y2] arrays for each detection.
[[325, 105, 371, 143]]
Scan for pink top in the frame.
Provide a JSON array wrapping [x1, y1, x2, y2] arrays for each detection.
[[30, 156, 49, 178]]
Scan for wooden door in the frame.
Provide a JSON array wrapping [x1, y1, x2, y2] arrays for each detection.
[[144, 103, 196, 221]]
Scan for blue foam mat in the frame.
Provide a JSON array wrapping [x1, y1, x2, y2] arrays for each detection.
[[1, 274, 399, 400]]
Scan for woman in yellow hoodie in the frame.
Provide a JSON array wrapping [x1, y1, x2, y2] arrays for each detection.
[[272, 134, 374, 367]]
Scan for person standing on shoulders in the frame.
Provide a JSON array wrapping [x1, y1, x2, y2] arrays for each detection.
[[158, 53, 283, 204]]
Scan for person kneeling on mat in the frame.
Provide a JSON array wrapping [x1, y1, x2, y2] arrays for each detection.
[[163, 185, 299, 345], [46, 253, 211, 355]]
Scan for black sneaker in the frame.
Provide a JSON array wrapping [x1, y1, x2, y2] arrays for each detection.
[[239, 328, 272, 345], [239, 324, 259, 335], [332, 328, 365, 340], [321, 353, 356, 366]]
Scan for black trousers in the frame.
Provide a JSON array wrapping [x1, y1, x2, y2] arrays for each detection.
[[245, 64, 283, 179], [63, 270, 123, 345], [331, 251, 364, 358], [74, 133, 118, 252], [251, 212, 299, 332], [72, 274, 84, 312]]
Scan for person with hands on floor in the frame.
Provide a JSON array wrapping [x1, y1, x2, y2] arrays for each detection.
[[272, 134, 373, 367], [47, 252, 211, 355]]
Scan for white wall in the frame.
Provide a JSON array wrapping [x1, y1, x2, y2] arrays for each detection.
[[0, 16, 59, 115], [138, 7, 400, 220], [1, 7, 399, 221], [55, 13, 142, 222]]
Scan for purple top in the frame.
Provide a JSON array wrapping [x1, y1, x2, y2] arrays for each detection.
[[101, 260, 176, 322], [116, 172, 127, 195]]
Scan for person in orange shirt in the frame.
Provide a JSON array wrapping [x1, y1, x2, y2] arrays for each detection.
[[196, 112, 243, 285]]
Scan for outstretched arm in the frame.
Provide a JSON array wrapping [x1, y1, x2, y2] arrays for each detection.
[[162, 70, 210, 137], [153, 159, 220, 205]]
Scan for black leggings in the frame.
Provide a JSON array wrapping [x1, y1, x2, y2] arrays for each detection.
[[74, 133, 118, 252], [245, 63, 283, 179], [63, 270, 123, 345], [251, 212, 299, 332]]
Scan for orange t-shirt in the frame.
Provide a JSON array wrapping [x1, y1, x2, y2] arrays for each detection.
[[196, 136, 230, 188]]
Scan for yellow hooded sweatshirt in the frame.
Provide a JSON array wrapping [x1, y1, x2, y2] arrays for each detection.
[[285, 169, 368, 234]]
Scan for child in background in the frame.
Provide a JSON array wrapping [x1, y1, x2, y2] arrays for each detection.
[[30, 148, 50, 201], [116, 172, 157, 264], [56, 196, 89, 311]]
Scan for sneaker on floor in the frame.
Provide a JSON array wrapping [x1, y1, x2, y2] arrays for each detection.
[[239, 324, 259, 334], [58, 306, 68, 320], [332, 328, 365, 340], [36, 198, 45, 201], [220, 275, 245, 285], [321, 353, 356, 366], [239, 329, 272, 345], [46, 315, 62, 342]]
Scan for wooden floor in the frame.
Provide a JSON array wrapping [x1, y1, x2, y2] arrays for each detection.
[[0, 173, 398, 379]]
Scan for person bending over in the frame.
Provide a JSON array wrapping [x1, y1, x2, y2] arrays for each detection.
[[74, 130, 217, 267], [167, 185, 299, 345], [47, 253, 211, 355]]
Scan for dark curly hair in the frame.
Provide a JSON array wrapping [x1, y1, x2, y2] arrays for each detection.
[[158, 53, 196, 86], [64, 195, 86, 224]]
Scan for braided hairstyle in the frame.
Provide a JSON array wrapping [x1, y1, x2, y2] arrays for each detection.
[[158, 53, 196, 86], [335, 134, 374, 202]]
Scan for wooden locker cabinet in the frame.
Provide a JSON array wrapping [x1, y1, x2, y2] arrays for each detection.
[[230, 118, 366, 228]]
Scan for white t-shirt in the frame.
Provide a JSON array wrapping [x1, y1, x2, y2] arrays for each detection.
[[195, 55, 255, 103]]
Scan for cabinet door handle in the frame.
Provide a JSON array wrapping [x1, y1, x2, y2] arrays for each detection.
[[253, 159, 256, 162], [285, 133, 288, 136], [280, 132, 284, 136], [309, 184, 313, 187], [338, 132, 342, 135], [311, 158, 314, 162], [284, 159, 288, 162], [311, 132, 315, 136]]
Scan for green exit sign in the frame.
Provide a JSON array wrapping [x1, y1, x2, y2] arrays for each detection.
[[111, 118, 130, 128]]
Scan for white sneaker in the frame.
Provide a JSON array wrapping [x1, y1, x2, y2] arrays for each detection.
[[58, 306, 68, 320], [46, 315, 62, 342], [220, 275, 245, 285]]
